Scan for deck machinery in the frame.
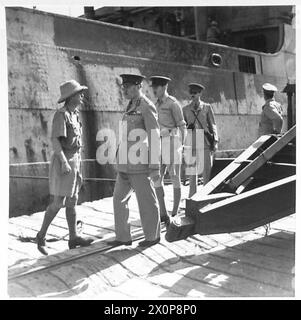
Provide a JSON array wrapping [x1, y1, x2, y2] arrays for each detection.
[[165, 126, 296, 242]]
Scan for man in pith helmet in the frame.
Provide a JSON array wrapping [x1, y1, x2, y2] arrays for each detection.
[[36, 80, 94, 255]]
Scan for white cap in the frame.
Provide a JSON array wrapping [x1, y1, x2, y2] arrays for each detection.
[[262, 83, 278, 92]]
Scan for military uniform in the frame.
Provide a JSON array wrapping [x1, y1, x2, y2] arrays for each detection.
[[259, 99, 283, 135], [36, 80, 94, 256], [113, 75, 161, 244], [259, 83, 283, 136], [149, 76, 186, 219], [49, 105, 82, 204], [155, 93, 186, 176], [183, 83, 218, 195]]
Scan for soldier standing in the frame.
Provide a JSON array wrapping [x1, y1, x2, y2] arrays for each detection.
[[107, 74, 161, 248], [36, 80, 94, 255], [259, 83, 283, 136], [206, 20, 221, 43], [183, 83, 218, 197], [149, 76, 187, 221]]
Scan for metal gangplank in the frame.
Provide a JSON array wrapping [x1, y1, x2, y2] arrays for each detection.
[[165, 126, 296, 242]]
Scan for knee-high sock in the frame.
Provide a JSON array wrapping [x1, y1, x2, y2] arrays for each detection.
[[66, 207, 78, 240], [155, 186, 168, 218], [38, 203, 60, 238], [171, 187, 181, 217]]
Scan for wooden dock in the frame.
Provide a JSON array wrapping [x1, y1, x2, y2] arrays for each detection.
[[8, 184, 295, 298]]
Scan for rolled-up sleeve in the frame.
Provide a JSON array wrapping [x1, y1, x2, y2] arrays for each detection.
[[141, 101, 161, 170], [51, 112, 67, 138], [207, 104, 218, 142], [171, 101, 186, 127], [264, 104, 283, 134]]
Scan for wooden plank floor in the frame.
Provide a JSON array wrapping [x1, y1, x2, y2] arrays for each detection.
[[8, 184, 295, 298]]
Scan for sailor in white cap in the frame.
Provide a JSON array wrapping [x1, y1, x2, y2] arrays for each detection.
[[259, 83, 283, 136], [36, 80, 94, 255]]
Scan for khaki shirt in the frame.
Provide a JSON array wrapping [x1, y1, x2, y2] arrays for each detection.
[[49, 106, 82, 197], [51, 106, 82, 155], [116, 94, 161, 174], [183, 100, 218, 149], [259, 98, 283, 135], [155, 93, 186, 131]]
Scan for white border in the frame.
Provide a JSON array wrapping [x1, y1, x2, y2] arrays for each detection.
[[0, 0, 299, 300]]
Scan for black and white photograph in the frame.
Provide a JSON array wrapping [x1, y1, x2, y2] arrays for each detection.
[[0, 1, 299, 301]]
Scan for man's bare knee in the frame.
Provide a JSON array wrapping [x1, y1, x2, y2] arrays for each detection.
[[65, 195, 78, 208], [51, 196, 65, 211]]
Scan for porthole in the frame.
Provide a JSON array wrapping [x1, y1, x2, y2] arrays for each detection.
[[210, 53, 222, 67]]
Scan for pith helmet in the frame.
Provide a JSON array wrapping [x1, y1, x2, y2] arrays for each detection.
[[58, 80, 88, 103]]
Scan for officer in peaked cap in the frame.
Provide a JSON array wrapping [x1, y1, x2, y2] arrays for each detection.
[[107, 73, 161, 248], [150, 76, 171, 87], [120, 74, 145, 85], [259, 82, 283, 136], [188, 83, 205, 92], [183, 82, 219, 197], [149, 75, 187, 222]]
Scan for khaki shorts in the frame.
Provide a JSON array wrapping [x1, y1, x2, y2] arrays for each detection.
[[49, 152, 82, 198], [161, 134, 182, 177]]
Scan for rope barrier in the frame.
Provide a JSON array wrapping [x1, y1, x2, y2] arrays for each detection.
[[10, 175, 117, 181], [9, 175, 196, 184]]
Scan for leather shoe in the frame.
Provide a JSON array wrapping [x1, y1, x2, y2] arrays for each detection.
[[68, 236, 94, 249], [138, 238, 160, 247], [36, 232, 48, 256], [106, 239, 132, 247]]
